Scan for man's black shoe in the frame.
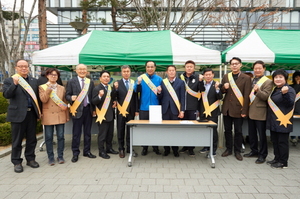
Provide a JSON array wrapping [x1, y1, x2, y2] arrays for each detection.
[[14, 164, 23, 173], [83, 152, 96, 158], [153, 149, 162, 155], [26, 160, 39, 168], [99, 152, 110, 159], [179, 147, 188, 153], [162, 151, 170, 156], [141, 148, 148, 156], [255, 157, 266, 164], [71, 155, 78, 163], [106, 148, 118, 154], [243, 151, 258, 158], [174, 151, 179, 157], [267, 159, 278, 165]]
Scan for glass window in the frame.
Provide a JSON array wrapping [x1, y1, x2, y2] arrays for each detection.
[[61, 11, 71, 23], [282, 12, 291, 23]]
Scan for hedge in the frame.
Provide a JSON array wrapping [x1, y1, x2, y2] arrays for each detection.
[[0, 92, 9, 114], [0, 122, 11, 146]]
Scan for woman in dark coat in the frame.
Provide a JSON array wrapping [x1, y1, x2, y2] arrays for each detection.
[[266, 69, 295, 169]]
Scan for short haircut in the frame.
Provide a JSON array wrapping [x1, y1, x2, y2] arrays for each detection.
[[166, 65, 176, 71], [272, 69, 288, 81], [76, 64, 87, 70], [100, 70, 110, 77], [292, 70, 300, 84], [202, 68, 214, 75], [229, 57, 242, 64], [184, 60, 195, 66], [145, 61, 156, 67], [15, 59, 29, 66], [45, 68, 60, 79], [121, 65, 130, 70], [252, 60, 266, 69]]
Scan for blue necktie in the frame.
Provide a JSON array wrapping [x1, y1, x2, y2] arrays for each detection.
[[81, 78, 88, 107], [125, 80, 129, 90]]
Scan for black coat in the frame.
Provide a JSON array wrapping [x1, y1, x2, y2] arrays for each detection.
[[290, 83, 300, 115], [266, 84, 296, 133]]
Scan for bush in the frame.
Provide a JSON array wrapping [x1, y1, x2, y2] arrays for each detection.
[[0, 92, 9, 114], [0, 122, 11, 146], [0, 113, 6, 123]]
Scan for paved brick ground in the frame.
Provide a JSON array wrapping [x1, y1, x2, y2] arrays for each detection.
[[1, 134, 300, 199]]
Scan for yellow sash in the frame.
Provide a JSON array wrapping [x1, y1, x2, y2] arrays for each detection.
[[201, 89, 220, 117], [180, 74, 201, 99], [249, 76, 269, 105], [12, 74, 41, 116], [40, 84, 67, 108], [295, 92, 300, 102], [117, 79, 135, 117], [141, 74, 157, 95], [268, 87, 294, 128], [163, 78, 180, 112], [228, 72, 243, 106], [96, 85, 111, 124], [69, 78, 90, 116]]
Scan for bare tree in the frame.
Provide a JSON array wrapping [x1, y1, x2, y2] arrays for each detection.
[[214, 0, 291, 44], [0, 0, 38, 77], [38, 0, 48, 50]]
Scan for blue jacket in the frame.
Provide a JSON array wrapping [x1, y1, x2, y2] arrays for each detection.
[[136, 73, 162, 111]]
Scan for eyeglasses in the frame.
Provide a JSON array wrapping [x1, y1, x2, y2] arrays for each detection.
[[230, 63, 240, 66], [49, 74, 58, 77]]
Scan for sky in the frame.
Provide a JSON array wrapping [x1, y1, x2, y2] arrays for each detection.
[[1, 0, 57, 23]]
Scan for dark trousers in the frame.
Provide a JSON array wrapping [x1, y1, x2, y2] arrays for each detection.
[[270, 131, 289, 166], [139, 110, 159, 151], [203, 116, 218, 153], [223, 115, 244, 153], [163, 108, 179, 153], [11, 110, 37, 165], [71, 106, 92, 156], [97, 120, 114, 153], [117, 113, 134, 151], [182, 110, 197, 150], [248, 118, 268, 158]]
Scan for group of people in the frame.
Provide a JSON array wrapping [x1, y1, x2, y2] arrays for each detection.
[[3, 58, 297, 173]]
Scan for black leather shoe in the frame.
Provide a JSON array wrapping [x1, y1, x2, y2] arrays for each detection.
[[235, 152, 243, 161], [71, 155, 78, 163], [83, 152, 96, 158], [14, 164, 23, 173], [153, 149, 162, 155], [141, 148, 148, 156], [267, 159, 278, 165], [255, 157, 266, 164], [174, 151, 179, 157], [106, 148, 118, 154], [179, 147, 188, 153], [26, 160, 39, 168], [119, 150, 125, 158], [162, 151, 170, 156], [99, 152, 110, 159], [221, 150, 232, 157], [243, 151, 258, 158]]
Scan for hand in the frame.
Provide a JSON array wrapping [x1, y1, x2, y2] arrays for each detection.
[[114, 81, 118, 89], [157, 85, 162, 93], [224, 83, 229, 89], [99, 90, 104, 97], [178, 112, 184, 119], [12, 76, 19, 85], [281, 86, 289, 94], [71, 95, 77, 101], [112, 101, 117, 108], [137, 76, 142, 84], [199, 74, 203, 81], [253, 84, 259, 92], [92, 111, 96, 117], [215, 81, 220, 89], [135, 112, 139, 116], [241, 114, 246, 118]]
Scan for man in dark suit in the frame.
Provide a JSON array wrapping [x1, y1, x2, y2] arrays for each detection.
[[199, 68, 223, 156], [179, 60, 205, 156], [244, 61, 273, 164], [92, 70, 118, 159], [66, 64, 96, 163], [221, 57, 252, 161], [158, 65, 185, 157], [113, 66, 138, 158], [3, 59, 41, 173]]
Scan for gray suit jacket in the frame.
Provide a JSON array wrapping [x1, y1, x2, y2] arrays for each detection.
[[249, 78, 273, 121], [3, 76, 40, 122], [65, 77, 95, 119]]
